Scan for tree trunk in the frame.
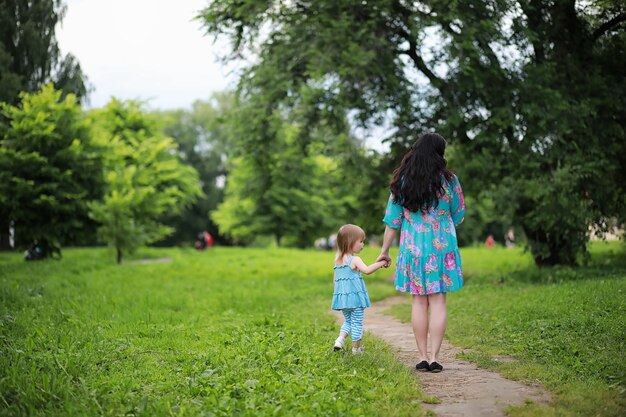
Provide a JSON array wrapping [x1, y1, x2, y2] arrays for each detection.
[[116, 247, 123, 264], [0, 233, 11, 250], [0, 219, 11, 250]]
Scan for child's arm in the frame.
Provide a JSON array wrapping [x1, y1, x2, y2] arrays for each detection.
[[351, 256, 388, 275]]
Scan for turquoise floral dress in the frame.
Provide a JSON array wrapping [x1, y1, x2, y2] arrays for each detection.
[[383, 175, 465, 295]]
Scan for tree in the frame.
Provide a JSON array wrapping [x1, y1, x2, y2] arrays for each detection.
[[0, 84, 104, 255], [0, 0, 89, 250], [199, 0, 626, 265], [0, 0, 88, 105], [89, 99, 202, 263], [212, 120, 350, 247], [152, 93, 234, 246]]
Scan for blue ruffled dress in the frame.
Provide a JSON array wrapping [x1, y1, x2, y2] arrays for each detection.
[[383, 175, 466, 295], [331, 255, 372, 310]]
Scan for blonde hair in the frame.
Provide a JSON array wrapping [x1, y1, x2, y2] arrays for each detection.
[[336, 224, 365, 260]]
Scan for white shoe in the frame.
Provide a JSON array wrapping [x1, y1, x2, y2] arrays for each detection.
[[333, 337, 345, 351], [352, 346, 365, 355]]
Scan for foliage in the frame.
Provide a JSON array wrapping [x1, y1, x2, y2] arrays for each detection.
[[199, 1, 399, 247], [388, 242, 626, 416], [212, 121, 352, 247], [444, 145, 513, 246], [151, 93, 234, 246], [0, 246, 420, 416], [198, 0, 626, 266], [349, 150, 396, 238], [455, 189, 515, 247], [0, 84, 104, 255], [0, 0, 89, 250], [88, 99, 202, 263], [0, 0, 88, 105]]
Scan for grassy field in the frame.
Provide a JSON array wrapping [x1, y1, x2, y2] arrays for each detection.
[[1, 243, 624, 416], [0, 246, 422, 417], [387, 242, 626, 417]]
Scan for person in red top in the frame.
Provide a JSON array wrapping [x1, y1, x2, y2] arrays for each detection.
[[195, 231, 214, 250], [203, 231, 213, 248]]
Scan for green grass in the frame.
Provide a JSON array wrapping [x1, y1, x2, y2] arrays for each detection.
[[2, 243, 625, 416], [0, 247, 419, 416], [387, 242, 626, 417]]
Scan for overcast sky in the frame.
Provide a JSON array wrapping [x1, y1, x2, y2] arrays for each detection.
[[56, 0, 389, 150], [56, 0, 238, 110]]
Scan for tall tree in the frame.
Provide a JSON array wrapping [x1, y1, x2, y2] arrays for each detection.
[[212, 119, 352, 247], [89, 99, 202, 264], [0, 0, 89, 250], [199, 0, 626, 265], [0, 84, 104, 255], [0, 0, 88, 105], [152, 93, 234, 246]]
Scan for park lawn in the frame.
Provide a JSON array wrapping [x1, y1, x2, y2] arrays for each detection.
[[387, 242, 626, 417], [0, 246, 424, 417]]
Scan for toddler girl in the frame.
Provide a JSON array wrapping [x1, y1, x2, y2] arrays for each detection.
[[331, 224, 388, 354]]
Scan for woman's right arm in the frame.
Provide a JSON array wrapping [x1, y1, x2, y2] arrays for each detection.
[[379, 194, 402, 266], [378, 226, 398, 265]]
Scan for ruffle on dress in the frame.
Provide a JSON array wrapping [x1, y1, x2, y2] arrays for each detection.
[[394, 248, 464, 295], [331, 264, 372, 310]]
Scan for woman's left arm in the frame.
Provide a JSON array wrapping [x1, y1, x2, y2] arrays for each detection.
[[451, 176, 465, 226]]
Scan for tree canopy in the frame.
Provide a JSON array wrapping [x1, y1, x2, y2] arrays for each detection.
[[212, 119, 356, 247], [199, 0, 626, 265], [152, 94, 234, 246], [0, 0, 88, 105], [88, 100, 202, 263], [0, 84, 104, 255]]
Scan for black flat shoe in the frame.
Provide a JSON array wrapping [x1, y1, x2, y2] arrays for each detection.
[[415, 360, 429, 372], [429, 362, 443, 373]]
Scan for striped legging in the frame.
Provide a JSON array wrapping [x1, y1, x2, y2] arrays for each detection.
[[340, 308, 365, 342]]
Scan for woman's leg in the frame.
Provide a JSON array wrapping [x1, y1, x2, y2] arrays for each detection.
[[427, 292, 447, 363], [411, 295, 429, 362]]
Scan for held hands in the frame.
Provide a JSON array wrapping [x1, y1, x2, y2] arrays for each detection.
[[376, 253, 392, 268]]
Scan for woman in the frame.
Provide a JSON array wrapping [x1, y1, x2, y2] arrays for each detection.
[[377, 132, 465, 373]]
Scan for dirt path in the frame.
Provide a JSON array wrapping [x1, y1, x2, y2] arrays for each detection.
[[332, 296, 550, 417]]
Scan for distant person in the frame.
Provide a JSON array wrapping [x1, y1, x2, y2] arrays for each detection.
[[314, 237, 328, 250], [331, 224, 388, 355], [504, 228, 515, 248], [203, 231, 213, 248], [485, 234, 495, 249], [195, 231, 213, 250], [24, 240, 46, 261], [376, 132, 465, 373], [327, 233, 337, 250], [195, 232, 205, 250]]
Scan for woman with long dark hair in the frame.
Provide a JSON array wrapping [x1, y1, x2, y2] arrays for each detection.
[[377, 132, 465, 373]]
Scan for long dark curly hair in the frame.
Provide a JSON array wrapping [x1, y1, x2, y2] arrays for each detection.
[[389, 132, 454, 213]]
